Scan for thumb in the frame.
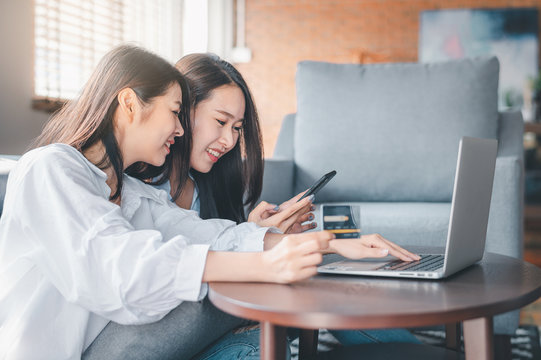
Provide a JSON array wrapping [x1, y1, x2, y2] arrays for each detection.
[[256, 200, 278, 212], [249, 201, 271, 221]]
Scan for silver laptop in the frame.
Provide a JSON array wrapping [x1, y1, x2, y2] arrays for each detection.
[[318, 136, 498, 280]]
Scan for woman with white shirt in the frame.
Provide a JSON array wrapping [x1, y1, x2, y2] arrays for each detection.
[[0, 45, 418, 360]]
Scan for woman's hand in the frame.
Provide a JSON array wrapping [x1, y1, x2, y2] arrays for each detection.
[[329, 234, 421, 262], [261, 231, 333, 283], [247, 191, 315, 234], [248, 192, 315, 234]]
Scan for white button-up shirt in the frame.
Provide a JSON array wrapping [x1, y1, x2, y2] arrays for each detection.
[[0, 144, 269, 360]]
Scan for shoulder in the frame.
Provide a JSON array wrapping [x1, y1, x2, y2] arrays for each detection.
[[12, 144, 106, 187], [23, 143, 84, 166], [151, 179, 171, 193]]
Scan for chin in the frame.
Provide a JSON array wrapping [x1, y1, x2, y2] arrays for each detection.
[[192, 162, 213, 174], [148, 157, 166, 167]]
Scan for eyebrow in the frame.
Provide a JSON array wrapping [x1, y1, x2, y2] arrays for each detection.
[[216, 109, 243, 122]]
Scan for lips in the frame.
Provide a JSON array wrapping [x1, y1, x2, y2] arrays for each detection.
[[164, 139, 175, 154], [206, 148, 223, 163]]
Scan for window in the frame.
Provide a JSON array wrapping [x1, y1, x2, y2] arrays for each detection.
[[33, 0, 218, 111]]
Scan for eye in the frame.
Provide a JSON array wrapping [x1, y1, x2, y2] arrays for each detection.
[[233, 125, 243, 132], [216, 119, 226, 126], [172, 110, 181, 119]]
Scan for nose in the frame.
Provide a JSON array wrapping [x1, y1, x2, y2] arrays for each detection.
[[175, 116, 184, 137], [218, 127, 235, 149]]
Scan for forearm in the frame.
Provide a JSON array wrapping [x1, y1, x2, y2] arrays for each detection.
[[263, 232, 334, 252], [202, 251, 269, 282], [203, 232, 335, 284]]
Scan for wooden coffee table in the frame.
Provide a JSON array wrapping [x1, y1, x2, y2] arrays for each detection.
[[209, 250, 541, 360]]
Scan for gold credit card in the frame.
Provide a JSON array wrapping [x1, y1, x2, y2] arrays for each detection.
[[323, 215, 349, 222], [322, 205, 361, 239]]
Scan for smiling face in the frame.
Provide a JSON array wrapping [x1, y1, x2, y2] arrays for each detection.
[[190, 84, 245, 173], [121, 83, 185, 168]]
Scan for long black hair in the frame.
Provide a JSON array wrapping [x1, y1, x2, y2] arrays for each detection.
[[33, 45, 191, 201], [173, 53, 263, 223]]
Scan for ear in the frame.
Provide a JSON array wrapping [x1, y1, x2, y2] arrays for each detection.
[[117, 88, 138, 123], [190, 108, 196, 125]]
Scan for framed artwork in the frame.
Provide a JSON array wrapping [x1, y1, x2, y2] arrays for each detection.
[[419, 8, 538, 118]]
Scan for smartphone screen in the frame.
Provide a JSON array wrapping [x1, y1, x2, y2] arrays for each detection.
[[297, 170, 337, 202]]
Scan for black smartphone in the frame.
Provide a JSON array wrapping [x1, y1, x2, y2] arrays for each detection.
[[297, 170, 337, 202]]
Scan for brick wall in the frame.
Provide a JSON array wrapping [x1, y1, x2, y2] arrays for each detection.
[[235, 0, 541, 156]]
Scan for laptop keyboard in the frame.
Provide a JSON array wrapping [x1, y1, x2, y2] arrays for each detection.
[[376, 254, 444, 272]]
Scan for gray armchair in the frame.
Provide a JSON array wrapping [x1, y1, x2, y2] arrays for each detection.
[[261, 57, 524, 335]]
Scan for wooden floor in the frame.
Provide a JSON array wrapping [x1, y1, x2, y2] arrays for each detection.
[[520, 227, 541, 326]]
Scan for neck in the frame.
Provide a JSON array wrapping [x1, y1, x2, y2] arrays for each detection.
[[83, 141, 120, 202], [175, 177, 194, 210], [170, 166, 194, 210]]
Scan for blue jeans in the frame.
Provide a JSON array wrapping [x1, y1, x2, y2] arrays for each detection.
[[329, 328, 421, 345], [192, 325, 271, 360], [192, 327, 419, 359]]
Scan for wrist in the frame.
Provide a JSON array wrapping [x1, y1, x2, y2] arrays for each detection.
[[263, 232, 285, 250], [258, 251, 273, 282], [324, 239, 337, 254]]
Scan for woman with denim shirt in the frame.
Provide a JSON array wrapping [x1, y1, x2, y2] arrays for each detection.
[[170, 54, 423, 356]]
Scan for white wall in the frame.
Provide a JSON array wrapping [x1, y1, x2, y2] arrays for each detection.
[[0, 0, 50, 154]]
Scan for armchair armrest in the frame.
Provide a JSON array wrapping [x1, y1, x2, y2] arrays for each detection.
[[0, 173, 8, 216], [489, 110, 524, 260], [260, 159, 295, 205], [497, 111, 524, 158], [0, 155, 20, 217], [486, 156, 523, 259]]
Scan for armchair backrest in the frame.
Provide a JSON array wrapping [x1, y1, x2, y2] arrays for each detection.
[[292, 57, 500, 202]]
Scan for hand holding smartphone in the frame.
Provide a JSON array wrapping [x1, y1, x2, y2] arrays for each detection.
[[297, 170, 337, 202]]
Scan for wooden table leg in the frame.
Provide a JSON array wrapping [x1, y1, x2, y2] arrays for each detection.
[[299, 329, 319, 359], [463, 317, 494, 360], [260, 321, 287, 360], [445, 322, 461, 350]]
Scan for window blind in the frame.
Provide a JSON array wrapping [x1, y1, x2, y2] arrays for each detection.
[[34, 0, 184, 101]]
